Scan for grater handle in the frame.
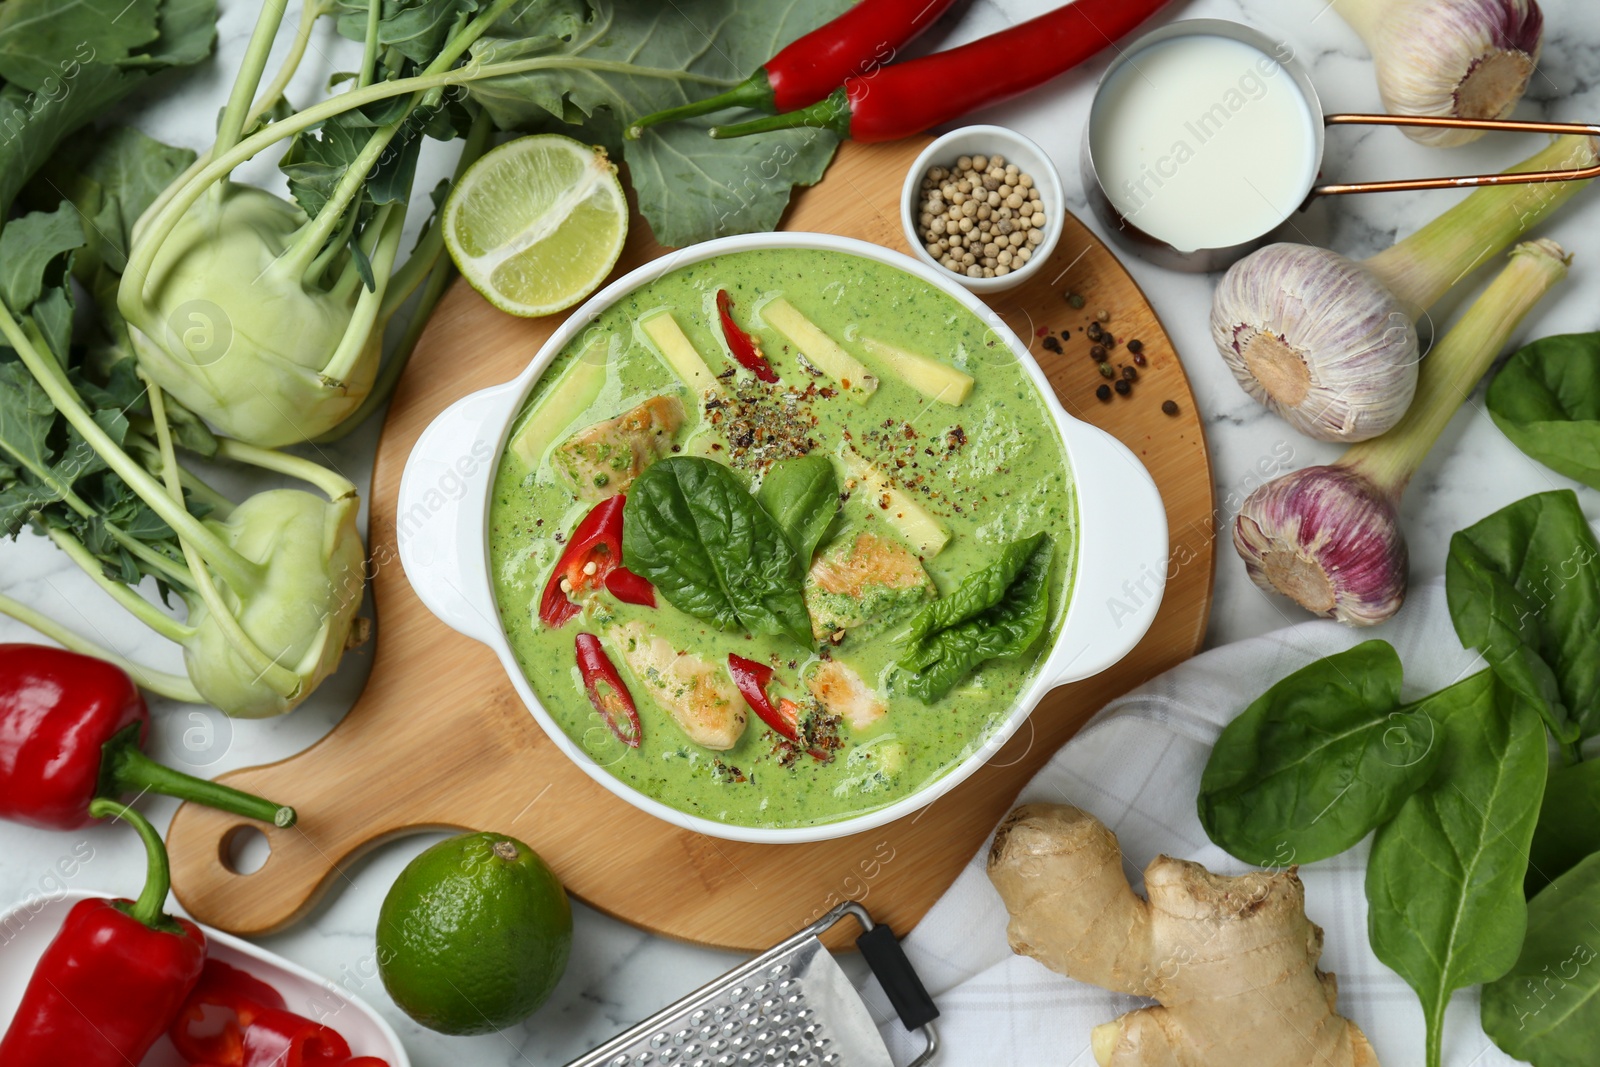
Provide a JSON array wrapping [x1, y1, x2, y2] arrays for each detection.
[[857, 923, 940, 1031]]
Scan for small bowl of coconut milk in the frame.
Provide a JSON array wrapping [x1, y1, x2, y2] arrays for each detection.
[[1082, 19, 1325, 272]]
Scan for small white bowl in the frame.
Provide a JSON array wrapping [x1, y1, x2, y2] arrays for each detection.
[[0, 890, 409, 1066], [900, 124, 1066, 295]]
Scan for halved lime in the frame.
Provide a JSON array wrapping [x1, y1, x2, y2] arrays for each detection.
[[443, 134, 628, 318]]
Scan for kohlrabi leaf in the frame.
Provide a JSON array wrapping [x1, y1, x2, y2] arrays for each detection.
[[1482, 852, 1600, 1065], [1198, 640, 1441, 867], [332, 0, 478, 68], [1446, 489, 1600, 743], [467, 0, 852, 246], [1366, 670, 1547, 1067], [1487, 332, 1600, 489], [0, 205, 85, 312], [0, 0, 159, 91]]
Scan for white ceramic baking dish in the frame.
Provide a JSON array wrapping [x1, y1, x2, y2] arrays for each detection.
[[0, 889, 408, 1065], [397, 231, 1167, 844]]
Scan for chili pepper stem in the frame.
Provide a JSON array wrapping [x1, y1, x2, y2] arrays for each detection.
[[87, 798, 176, 929], [100, 724, 297, 828], [710, 88, 852, 139], [629, 70, 775, 138]]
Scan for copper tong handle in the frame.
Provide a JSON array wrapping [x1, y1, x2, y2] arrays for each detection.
[[1312, 115, 1600, 197]]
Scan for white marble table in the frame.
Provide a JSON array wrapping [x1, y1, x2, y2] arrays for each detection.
[[3, 0, 1597, 1063]]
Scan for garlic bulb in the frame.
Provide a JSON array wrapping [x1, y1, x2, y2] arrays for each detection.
[[1234, 238, 1570, 627], [1333, 0, 1544, 147], [1212, 135, 1595, 443], [1235, 466, 1408, 626], [1212, 245, 1417, 442]]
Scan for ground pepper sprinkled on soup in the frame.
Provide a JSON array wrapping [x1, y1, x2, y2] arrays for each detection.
[[488, 248, 1076, 830]]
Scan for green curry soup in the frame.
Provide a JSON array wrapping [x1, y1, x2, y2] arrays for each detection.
[[487, 248, 1077, 829]]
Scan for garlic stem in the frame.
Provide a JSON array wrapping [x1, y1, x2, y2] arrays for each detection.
[[1366, 134, 1596, 314], [1346, 237, 1571, 495], [1332, 0, 1545, 147]]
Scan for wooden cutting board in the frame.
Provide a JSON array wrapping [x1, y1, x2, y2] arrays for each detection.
[[166, 138, 1215, 949]]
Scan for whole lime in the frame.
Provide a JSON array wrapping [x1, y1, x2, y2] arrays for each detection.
[[377, 832, 572, 1035]]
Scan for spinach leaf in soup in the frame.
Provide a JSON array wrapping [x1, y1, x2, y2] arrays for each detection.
[[756, 455, 838, 565], [1482, 851, 1600, 1067], [1527, 759, 1600, 896], [1446, 489, 1600, 747], [1198, 641, 1441, 868], [622, 456, 812, 646], [1366, 670, 1547, 1067], [1487, 332, 1600, 489], [896, 534, 1053, 702]]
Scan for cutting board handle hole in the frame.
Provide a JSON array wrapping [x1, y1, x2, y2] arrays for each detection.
[[221, 825, 272, 875]]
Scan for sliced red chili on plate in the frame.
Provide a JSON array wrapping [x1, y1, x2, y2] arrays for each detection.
[[716, 290, 779, 383], [576, 633, 643, 747]]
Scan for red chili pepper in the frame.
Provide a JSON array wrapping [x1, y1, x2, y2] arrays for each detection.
[[0, 799, 206, 1067], [628, 0, 959, 136], [711, 0, 1175, 143], [715, 290, 779, 383], [604, 567, 657, 607], [576, 633, 642, 747], [171, 960, 387, 1067], [540, 497, 624, 625], [0, 644, 296, 830], [726, 654, 830, 761]]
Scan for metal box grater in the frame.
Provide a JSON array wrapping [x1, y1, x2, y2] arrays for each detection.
[[565, 902, 939, 1067]]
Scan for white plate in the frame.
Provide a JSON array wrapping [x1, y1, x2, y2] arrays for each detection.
[[0, 889, 409, 1066]]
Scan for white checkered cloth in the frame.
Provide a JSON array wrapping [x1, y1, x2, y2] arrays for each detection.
[[866, 576, 1518, 1066]]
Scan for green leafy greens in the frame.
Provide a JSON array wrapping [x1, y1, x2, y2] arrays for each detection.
[[1487, 332, 1600, 490], [1527, 759, 1600, 896], [1366, 669, 1547, 1067], [622, 456, 812, 646], [1197, 641, 1441, 867], [756, 455, 838, 566], [895, 534, 1054, 702]]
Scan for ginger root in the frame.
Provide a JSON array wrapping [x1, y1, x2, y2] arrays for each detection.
[[987, 803, 1378, 1067]]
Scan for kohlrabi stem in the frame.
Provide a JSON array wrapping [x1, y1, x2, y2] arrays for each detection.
[[43, 527, 197, 644], [214, 438, 357, 502], [0, 300, 261, 591], [323, 205, 405, 383], [87, 799, 174, 929], [0, 592, 203, 702], [1365, 135, 1597, 314], [144, 376, 301, 700], [305, 203, 363, 287], [124, 55, 726, 321], [1345, 239, 1572, 496], [359, 0, 382, 88], [213, 0, 291, 166]]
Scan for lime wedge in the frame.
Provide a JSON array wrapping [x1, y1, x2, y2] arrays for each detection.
[[443, 134, 628, 318]]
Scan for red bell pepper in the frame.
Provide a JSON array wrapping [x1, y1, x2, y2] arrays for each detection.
[[576, 632, 642, 747], [712, 0, 1174, 143], [726, 654, 830, 761], [540, 497, 656, 625], [0, 798, 206, 1067], [715, 290, 778, 383], [629, 0, 959, 135], [0, 644, 296, 830]]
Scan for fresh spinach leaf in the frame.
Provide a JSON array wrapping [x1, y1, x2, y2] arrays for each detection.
[[896, 535, 1053, 702], [1446, 489, 1600, 745], [1366, 669, 1548, 1067], [1527, 759, 1600, 896], [1482, 851, 1600, 1066], [1198, 641, 1441, 867], [1487, 333, 1600, 489], [466, 0, 852, 246], [756, 456, 837, 566], [623, 456, 811, 645]]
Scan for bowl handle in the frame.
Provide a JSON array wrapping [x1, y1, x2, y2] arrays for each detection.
[[395, 379, 523, 648], [1045, 419, 1170, 687]]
